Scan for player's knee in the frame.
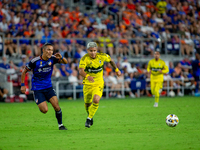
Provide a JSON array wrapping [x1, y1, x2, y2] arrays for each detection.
[[40, 107, 48, 114], [93, 97, 100, 103]]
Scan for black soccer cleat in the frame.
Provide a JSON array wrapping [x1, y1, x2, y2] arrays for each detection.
[[85, 118, 92, 128], [59, 125, 67, 130], [90, 118, 93, 126]]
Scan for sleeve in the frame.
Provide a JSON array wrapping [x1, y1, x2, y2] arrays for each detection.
[[103, 53, 111, 62], [79, 57, 87, 69], [25, 61, 35, 71], [162, 61, 169, 74], [147, 61, 151, 72]]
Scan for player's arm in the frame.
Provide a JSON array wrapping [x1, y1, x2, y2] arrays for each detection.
[[160, 63, 169, 74], [79, 57, 94, 83], [20, 68, 28, 94], [109, 59, 121, 76], [147, 61, 151, 73], [79, 68, 94, 83], [54, 53, 67, 64]]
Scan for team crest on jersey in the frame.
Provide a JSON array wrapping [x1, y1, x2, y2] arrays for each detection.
[[99, 59, 101, 64], [48, 61, 52, 66], [40, 61, 42, 67]]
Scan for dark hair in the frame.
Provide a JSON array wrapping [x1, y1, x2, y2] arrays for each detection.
[[42, 43, 53, 50]]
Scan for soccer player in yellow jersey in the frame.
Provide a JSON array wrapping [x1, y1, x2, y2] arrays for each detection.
[[147, 50, 169, 107], [79, 42, 121, 128]]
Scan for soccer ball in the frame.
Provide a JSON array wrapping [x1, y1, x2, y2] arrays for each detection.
[[168, 91, 175, 97], [166, 114, 179, 127]]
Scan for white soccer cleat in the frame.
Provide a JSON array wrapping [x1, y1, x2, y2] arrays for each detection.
[[153, 103, 158, 107]]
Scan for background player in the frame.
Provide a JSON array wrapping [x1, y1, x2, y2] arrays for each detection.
[[191, 53, 200, 96], [20, 43, 68, 130], [147, 50, 169, 107], [79, 42, 121, 128]]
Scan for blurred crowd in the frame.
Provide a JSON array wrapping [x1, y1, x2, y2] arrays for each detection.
[[0, 0, 200, 99], [1, 0, 200, 59]]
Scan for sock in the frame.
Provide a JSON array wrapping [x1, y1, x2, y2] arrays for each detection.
[[84, 103, 89, 115], [88, 103, 99, 119], [55, 109, 62, 125], [155, 96, 159, 103], [155, 89, 160, 103]]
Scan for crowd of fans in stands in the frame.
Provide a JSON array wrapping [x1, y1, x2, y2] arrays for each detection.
[[0, 0, 199, 99]]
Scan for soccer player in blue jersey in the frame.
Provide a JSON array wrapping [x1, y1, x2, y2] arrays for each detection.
[[20, 43, 68, 130], [191, 53, 200, 96]]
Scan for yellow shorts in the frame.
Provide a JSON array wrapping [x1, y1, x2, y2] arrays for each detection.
[[151, 81, 163, 94], [83, 84, 104, 103]]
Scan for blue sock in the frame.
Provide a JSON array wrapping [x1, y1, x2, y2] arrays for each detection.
[[195, 82, 199, 93], [55, 109, 62, 125]]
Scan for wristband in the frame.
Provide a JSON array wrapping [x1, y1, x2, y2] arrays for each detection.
[[61, 55, 63, 60], [115, 68, 119, 72], [85, 74, 89, 78], [21, 83, 25, 86]]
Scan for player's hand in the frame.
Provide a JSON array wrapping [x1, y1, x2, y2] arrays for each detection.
[[54, 53, 62, 59], [158, 70, 162, 73], [87, 76, 95, 83], [21, 86, 26, 94], [116, 70, 121, 77]]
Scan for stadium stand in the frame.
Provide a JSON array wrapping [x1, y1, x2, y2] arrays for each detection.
[[0, 0, 199, 100]]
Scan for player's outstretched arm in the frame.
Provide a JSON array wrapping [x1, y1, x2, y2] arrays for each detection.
[[110, 59, 121, 76], [54, 53, 68, 64], [20, 68, 28, 94], [79, 68, 95, 83]]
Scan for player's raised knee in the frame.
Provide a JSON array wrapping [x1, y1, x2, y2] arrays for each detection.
[[40, 107, 48, 114], [93, 95, 100, 103]]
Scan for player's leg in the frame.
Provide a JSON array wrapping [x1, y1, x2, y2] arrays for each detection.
[[83, 85, 93, 115], [83, 85, 93, 128], [154, 82, 163, 107], [150, 81, 156, 96], [33, 90, 48, 113], [46, 87, 67, 130], [85, 85, 103, 128]]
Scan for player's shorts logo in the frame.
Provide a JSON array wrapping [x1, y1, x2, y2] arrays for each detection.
[[35, 99, 38, 103]]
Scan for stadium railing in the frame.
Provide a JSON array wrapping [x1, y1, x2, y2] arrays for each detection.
[[0, 35, 195, 59], [51, 78, 195, 100]]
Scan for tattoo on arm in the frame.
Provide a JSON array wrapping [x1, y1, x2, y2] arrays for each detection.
[[110, 59, 117, 69]]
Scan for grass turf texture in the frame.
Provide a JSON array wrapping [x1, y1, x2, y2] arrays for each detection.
[[0, 96, 200, 150]]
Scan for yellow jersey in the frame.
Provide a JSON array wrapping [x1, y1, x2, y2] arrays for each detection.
[[147, 58, 169, 82], [79, 53, 111, 85]]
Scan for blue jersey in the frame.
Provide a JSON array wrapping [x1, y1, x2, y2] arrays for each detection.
[[26, 55, 60, 91], [192, 59, 200, 76]]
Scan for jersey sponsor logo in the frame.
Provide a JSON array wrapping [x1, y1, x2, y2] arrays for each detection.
[[85, 65, 103, 74], [151, 67, 163, 72], [38, 67, 52, 72]]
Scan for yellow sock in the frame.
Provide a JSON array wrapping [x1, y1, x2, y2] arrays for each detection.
[[88, 103, 99, 119], [155, 96, 159, 103], [84, 104, 89, 114]]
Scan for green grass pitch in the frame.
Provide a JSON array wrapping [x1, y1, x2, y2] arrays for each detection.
[[0, 96, 200, 150]]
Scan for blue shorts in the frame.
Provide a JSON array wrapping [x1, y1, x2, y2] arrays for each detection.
[[194, 75, 200, 81], [33, 87, 56, 105]]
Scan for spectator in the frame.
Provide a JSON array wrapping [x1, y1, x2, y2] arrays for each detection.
[[0, 86, 8, 102], [0, 57, 10, 69]]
